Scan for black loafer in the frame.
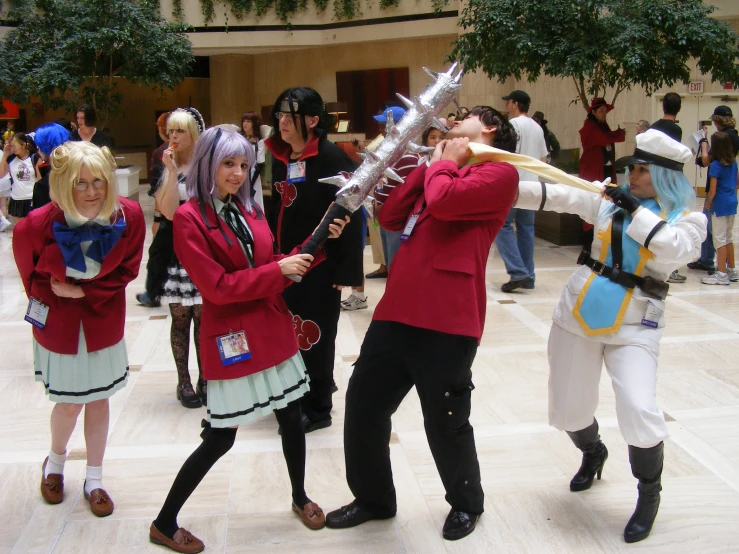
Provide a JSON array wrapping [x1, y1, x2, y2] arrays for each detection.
[[501, 277, 534, 293], [442, 509, 480, 541], [303, 414, 331, 433], [325, 500, 395, 529]]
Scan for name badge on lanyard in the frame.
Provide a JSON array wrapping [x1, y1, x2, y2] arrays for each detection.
[[400, 215, 419, 242], [25, 298, 49, 329], [287, 161, 306, 184], [217, 331, 252, 366]]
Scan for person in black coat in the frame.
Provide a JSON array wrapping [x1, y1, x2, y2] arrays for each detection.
[[266, 87, 364, 432]]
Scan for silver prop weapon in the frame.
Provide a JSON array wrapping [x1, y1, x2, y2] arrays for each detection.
[[288, 64, 463, 282]]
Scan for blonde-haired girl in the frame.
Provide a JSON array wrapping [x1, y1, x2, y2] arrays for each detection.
[[149, 107, 208, 408], [13, 140, 145, 517]]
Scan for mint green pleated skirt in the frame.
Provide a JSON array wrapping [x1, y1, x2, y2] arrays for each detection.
[[33, 325, 129, 404], [206, 352, 310, 428]]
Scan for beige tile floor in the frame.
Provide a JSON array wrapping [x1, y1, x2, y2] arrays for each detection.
[[1, 187, 739, 553]]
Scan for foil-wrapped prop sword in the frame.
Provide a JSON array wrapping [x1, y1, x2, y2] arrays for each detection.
[[287, 64, 462, 282]]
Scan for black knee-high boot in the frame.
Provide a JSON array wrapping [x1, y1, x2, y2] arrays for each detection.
[[624, 442, 663, 543], [566, 419, 608, 492]]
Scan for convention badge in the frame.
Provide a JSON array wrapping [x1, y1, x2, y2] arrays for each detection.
[[641, 300, 662, 329], [287, 161, 306, 183], [400, 214, 420, 242], [25, 298, 49, 330], [216, 331, 252, 366]]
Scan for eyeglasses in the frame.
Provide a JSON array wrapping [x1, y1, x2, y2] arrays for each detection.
[[74, 179, 107, 192], [275, 112, 297, 121]]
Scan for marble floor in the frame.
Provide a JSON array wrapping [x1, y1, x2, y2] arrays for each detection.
[[2, 188, 739, 554]]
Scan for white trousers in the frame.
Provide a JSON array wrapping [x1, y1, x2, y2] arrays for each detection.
[[547, 323, 668, 448]]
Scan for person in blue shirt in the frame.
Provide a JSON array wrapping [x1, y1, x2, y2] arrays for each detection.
[[701, 131, 739, 285]]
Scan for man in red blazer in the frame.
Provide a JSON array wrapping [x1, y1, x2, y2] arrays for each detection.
[[325, 106, 520, 540]]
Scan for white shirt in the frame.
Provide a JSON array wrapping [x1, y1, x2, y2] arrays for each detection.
[[510, 115, 548, 182], [0, 155, 36, 201]]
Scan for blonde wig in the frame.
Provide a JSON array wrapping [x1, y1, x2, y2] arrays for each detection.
[[49, 141, 120, 222], [159, 108, 203, 190]]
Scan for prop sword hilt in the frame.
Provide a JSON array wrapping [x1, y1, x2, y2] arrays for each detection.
[[286, 203, 354, 283]]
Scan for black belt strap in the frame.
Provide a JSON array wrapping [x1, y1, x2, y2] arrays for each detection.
[[644, 220, 666, 249], [538, 182, 547, 211], [576, 251, 669, 300]]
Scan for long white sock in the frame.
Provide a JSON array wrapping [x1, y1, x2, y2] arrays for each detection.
[[45, 449, 66, 477], [85, 465, 104, 495]]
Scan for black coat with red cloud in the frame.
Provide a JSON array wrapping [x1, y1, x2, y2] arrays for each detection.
[[265, 130, 363, 421], [266, 131, 363, 287]]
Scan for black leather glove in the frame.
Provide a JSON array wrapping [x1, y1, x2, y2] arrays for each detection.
[[603, 186, 640, 215]]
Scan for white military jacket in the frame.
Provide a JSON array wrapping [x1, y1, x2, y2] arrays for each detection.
[[515, 181, 707, 347]]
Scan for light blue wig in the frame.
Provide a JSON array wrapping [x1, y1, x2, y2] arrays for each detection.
[[600, 165, 694, 224]]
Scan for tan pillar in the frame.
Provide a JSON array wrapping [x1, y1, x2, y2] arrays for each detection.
[[209, 54, 256, 127]]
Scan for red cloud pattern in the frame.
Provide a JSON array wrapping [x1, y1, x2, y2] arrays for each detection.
[[274, 181, 297, 207], [292, 314, 321, 351]]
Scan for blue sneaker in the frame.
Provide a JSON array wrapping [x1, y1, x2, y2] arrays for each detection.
[[136, 291, 160, 307]]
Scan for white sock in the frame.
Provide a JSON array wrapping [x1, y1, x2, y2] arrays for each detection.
[[45, 449, 67, 477], [85, 465, 104, 495], [354, 292, 366, 301]]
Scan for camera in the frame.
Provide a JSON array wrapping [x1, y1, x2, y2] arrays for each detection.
[[698, 120, 713, 130]]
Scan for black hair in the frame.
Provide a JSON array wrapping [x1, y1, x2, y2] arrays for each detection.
[[12, 132, 37, 154], [447, 112, 456, 119], [76, 104, 97, 127], [54, 118, 74, 133], [467, 106, 517, 151], [271, 87, 324, 143], [662, 93, 681, 117], [422, 126, 445, 146]]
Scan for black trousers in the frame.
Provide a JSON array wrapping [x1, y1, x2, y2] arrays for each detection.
[[145, 219, 174, 299], [344, 320, 483, 515], [282, 262, 341, 422]]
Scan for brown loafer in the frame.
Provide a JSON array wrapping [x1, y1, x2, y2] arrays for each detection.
[[40, 457, 64, 504], [150, 522, 205, 553], [84, 483, 114, 517], [292, 501, 326, 530]]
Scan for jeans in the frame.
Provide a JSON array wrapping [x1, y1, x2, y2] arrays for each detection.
[[699, 206, 715, 267], [380, 227, 403, 269], [495, 208, 536, 281]]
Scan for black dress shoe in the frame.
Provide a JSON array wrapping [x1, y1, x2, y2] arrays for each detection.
[[442, 509, 480, 541], [687, 261, 716, 273], [302, 414, 331, 433], [325, 500, 395, 529], [196, 379, 207, 406], [501, 277, 534, 293]]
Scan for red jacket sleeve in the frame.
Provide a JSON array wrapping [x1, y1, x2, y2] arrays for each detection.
[[175, 207, 295, 305], [12, 214, 40, 299], [423, 160, 519, 221], [378, 163, 428, 231], [78, 202, 146, 309], [580, 120, 626, 149]]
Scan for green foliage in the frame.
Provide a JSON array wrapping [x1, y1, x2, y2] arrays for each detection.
[[333, 0, 360, 20], [0, 0, 33, 20], [0, 0, 194, 126], [193, 0, 382, 25], [450, 0, 739, 109]]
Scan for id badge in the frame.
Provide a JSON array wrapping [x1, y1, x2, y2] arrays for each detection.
[[400, 214, 419, 242], [216, 331, 252, 366], [25, 298, 49, 329], [287, 161, 306, 183], [641, 300, 662, 329]]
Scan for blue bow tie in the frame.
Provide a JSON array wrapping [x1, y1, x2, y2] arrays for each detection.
[[53, 218, 126, 273]]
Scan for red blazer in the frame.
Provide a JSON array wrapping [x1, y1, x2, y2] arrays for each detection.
[[12, 199, 145, 354], [375, 160, 518, 340], [173, 199, 326, 381], [578, 117, 625, 182]]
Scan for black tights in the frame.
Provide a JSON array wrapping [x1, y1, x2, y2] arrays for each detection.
[[154, 400, 308, 538], [169, 303, 202, 386]]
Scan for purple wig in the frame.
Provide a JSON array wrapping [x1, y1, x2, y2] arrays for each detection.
[[185, 127, 256, 213]]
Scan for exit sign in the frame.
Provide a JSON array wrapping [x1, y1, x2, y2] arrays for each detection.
[[688, 81, 704, 94]]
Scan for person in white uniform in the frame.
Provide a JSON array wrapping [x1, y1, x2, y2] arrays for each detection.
[[513, 129, 706, 543]]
